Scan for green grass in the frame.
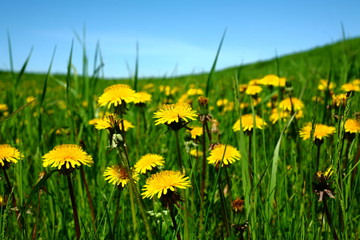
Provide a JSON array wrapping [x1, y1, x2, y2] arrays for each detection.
[[0, 36, 359, 239]]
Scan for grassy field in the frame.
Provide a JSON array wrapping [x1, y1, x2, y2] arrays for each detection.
[[0, 36, 359, 240]]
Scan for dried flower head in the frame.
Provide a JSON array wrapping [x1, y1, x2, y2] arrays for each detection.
[[232, 197, 245, 213], [313, 165, 335, 202]]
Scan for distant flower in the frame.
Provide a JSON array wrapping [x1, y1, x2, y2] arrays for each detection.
[[98, 84, 137, 108], [245, 85, 262, 96], [341, 83, 360, 92], [104, 165, 138, 187], [187, 88, 204, 96], [207, 144, 241, 166], [318, 79, 336, 91], [232, 197, 245, 213], [216, 99, 234, 112], [134, 154, 165, 174], [238, 84, 248, 93], [269, 108, 303, 124], [0, 144, 22, 168], [233, 114, 267, 132], [299, 123, 336, 141], [278, 97, 304, 111], [344, 119, 360, 134], [331, 93, 347, 107], [190, 149, 203, 157], [248, 78, 262, 86], [313, 165, 335, 202], [154, 103, 197, 130], [26, 96, 36, 103], [259, 74, 286, 87], [352, 79, 360, 85], [93, 114, 134, 131], [134, 91, 152, 104], [188, 126, 203, 139], [0, 104, 8, 112], [141, 170, 191, 199], [42, 144, 93, 171]]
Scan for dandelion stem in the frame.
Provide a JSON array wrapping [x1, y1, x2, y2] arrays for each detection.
[[67, 174, 81, 240], [199, 123, 207, 230], [174, 130, 184, 171], [217, 170, 230, 237], [80, 166, 96, 232], [169, 205, 181, 240], [323, 198, 339, 240], [316, 140, 322, 170], [248, 133, 253, 187], [128, 182, 139, 240], [31, 192, 41, 240]]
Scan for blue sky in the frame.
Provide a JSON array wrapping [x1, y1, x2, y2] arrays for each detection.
[[1, 1, 360, 78]]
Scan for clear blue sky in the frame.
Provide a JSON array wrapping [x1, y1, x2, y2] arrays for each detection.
[[1, 1, 359, 78]]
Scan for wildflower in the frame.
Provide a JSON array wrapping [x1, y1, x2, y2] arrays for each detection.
[[313, 165, 335, 202], [0, 144, 22, 168], [259, 74, 286, 87], [190, 149, 203, 157], [187, 88, 204, 96], [42, 144, 93, 172], [134, 154, 165, 174], [248, 79, 262, 86], [154, 103, 197, 130], [217, 99, 234, 112], [233, 114, 267, 132], [26, 96, 36, 103], [232, 197, 245, 213], [141, 170, 191, 199], [104, 165, 137, 187], [134, 91, 152, 104], [332, 93, 347, 107], [94, 114, 134, 131], [278, 97, 304, 111], [98, 84, 137, 108], [341, 83, 360, 92], [207, 144, 241, 166], [318, 79, 336, 91], [0, 104, 8, 112], [245, 85, 262, 96], [188, 126, 203, 139], [238, 84, 248, 93], [269, 108, 303, 124], [299, 123, 336, 141], [344, 118, 360, 134]]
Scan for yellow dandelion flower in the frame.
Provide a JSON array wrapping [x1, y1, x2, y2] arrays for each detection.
[[98, 84, 137, 108], [190, 149, 203, 157], [344, 119, 360, 133], [259, 74, 286, 87], [299, 123, 336, 141], [177, 93, 191, 104], [143, 83, 155, 90], [134, 91, 152, 104], [0, 104, 9, 112], [93, 114, 134, 131], [279, 97, 304, 111], [26, 96, 36, 103], [88, 118, 100, 126], [42, 144, 93, 170], [332, 93, 347, 107], [187, 88, 204, 96], [245, 85, 262, 96], [318, 79, 336, 91], [0, 144, 22, 167], [154, 103, 197, 127], [217, 99, 229, 107], [248, 79, 262, 85], [233, 114, 267, 132], [141, 170, 191, 199], [352, 79, 360, 85], [134, 154, 165, 174], [269, 108, 303, 124], [104, 165, 138, 187], [207, 144, 241, 166], [188, 127, 203, 139], [341, 83, 360, 92]]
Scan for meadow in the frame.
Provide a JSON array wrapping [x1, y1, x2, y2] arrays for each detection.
[[0, 36, 359, 240]]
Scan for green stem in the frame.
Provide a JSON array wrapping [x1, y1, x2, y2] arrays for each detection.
[[174, 130, 184, 171], [217, 171, 230, 237], [323, 199, 339, 240], [67, 174, 81, 240], [170, 206, 181, 240], [128, 183, 139, 240]]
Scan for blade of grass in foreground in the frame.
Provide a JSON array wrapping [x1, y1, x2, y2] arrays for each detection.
[[205, 29, 226, 97]]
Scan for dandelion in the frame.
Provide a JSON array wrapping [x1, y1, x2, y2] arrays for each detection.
[[269, 108, 303, 124], [259, 74, 286, 87], [238, 84, 248, 93], [94, 114, 134, 131], [153, 103, 197, 130], [141, 170, 191, 199], [245, 85, 262, 96], [318, 79, 336, 91], [134, 154, 165, 174], [0, 104, 8, 112], [299, 123, 336, 141], [98, 84, 137, 108], [134, 91, 152, 104], [248, 78, 262, 86], [233, 114, 267, 132], [190, 149, 203, 157], [332, 93, 347, 107], [0, 144, 22, 168], [42, 144, 93, 171], [104, 165, 138, 187], [187, 88, 204, 96], [278, 97, 304, 111], [341, 83, 360, 92], [207, 144, 241, 166], [344, 118, 360, 134], [188, 126, 203, 139], [232, 197, 245, 213]]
